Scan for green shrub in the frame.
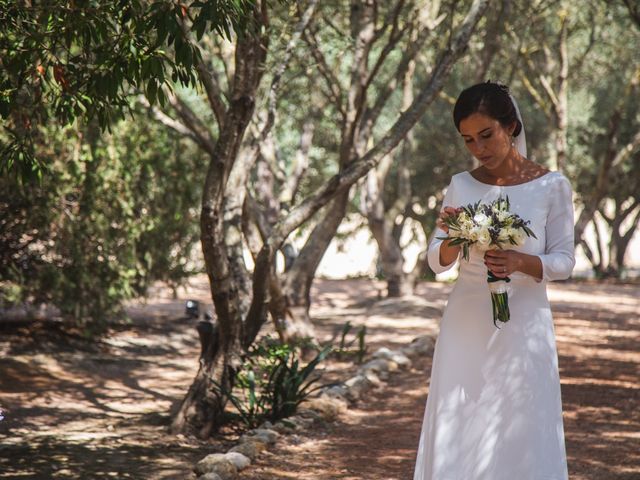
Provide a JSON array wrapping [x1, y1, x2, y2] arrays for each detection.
[[0, 114, 205, 334], [213, 337, 332, 428], [332, 321, 367, 364]]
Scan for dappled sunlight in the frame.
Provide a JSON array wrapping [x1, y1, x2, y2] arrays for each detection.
[[0, 289, 213, 479], [1, 277, 638, 479], [248, 279, 639, 479], [552, 281, 640, 478]]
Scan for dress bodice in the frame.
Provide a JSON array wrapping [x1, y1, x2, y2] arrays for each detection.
[[427, 170, 576, 285]]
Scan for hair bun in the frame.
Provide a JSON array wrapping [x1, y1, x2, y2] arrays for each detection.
[[453, 81, 522, 138], [513, 118, 523, 137]]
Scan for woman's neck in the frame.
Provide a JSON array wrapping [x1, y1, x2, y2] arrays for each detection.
[[479, 149, 528, 182]]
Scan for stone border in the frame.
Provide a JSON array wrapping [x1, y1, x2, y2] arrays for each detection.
[[192, 335, 435, 480]]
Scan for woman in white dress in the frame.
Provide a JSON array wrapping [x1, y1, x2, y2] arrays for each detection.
[[413, 81, 575, 480]]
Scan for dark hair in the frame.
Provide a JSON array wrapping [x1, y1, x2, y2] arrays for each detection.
[[452, 81, 522, 136]]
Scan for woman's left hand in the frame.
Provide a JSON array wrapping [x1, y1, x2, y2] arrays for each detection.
[[484, 249, 522, 278]]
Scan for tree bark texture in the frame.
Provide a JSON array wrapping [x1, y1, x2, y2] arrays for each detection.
[[171, 2, 270, 437]]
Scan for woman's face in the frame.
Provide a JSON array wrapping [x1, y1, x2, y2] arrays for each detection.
[[458, 112, 516, 170]]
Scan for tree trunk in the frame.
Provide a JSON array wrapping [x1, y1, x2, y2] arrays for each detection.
[[281, 0, 378, 322], [369, 216, 413, 296], [364, 44, 416, 298], [475, 0, 510, 82], [280, 0, 491, 309], [283, 189, 351, 316], [554, 13, 568, 172], [607, 199, 640, 278], [170, 0, 491, 436], [171, 3, 269, 436]]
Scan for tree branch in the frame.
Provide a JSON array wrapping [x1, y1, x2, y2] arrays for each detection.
[[302, 25, 346, 121], [361, 6, 445, 137], [138, 95, 202, 143], [623, 0, 640, 29], [167, 92, 217, 155], [260, 0, 319, 144], [176, 16, 228, 129], [274, 0, 490, 248]]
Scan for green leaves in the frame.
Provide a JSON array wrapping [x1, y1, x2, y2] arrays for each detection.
[[0, 113, 205, 334], [211, 337, 332, 428], [0, 0, 260, 179]]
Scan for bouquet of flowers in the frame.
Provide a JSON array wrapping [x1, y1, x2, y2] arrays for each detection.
[[437, 195, 536, 328]]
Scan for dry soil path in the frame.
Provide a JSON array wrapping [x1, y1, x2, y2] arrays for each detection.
[[243, 279, 640, 480], [0, 277, 638, 479]]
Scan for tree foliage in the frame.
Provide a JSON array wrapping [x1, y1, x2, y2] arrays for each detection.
[[0, 0, 258, 179], [0, 113, 205, 333]]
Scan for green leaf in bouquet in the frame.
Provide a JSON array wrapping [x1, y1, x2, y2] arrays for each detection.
[[522, 225, 537, 238]]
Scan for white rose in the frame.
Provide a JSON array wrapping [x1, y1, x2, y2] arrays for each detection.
[[473, 213, 490, 227], [476, 227, 492, 250]]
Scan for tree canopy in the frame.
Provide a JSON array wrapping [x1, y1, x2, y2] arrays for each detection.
[[0, 0, 258, 179]]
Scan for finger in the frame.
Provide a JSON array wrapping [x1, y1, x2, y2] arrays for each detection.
[[485, 258, 506, 270], [485, 250, 506, 259], [484, 261, 500, 271]]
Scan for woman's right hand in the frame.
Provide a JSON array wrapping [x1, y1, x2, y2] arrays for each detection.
[[436, 206, 462, 234]]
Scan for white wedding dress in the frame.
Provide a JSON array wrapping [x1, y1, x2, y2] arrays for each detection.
[[413, 170, 575, 480]]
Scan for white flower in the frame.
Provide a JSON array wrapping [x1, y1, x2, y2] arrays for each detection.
[[477, 226, 491, 247], [468, 226, 480, 242], [477, 227, 491, 251], [460, 218, 474, 233], [496, 210, 510, 222], [473, 212, 491, 227], [498, 226, 514, 241], [458, 211, 471, 223]]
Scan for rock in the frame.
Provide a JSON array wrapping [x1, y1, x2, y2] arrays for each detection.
[[194, 453, 237, 479], [372, 346, 394, 358], [272, 419, 296, 433], [287, 433, 303, 445], [224, 452, 251, 470], [272, 416, 313, 433], [245, 428, 279, 445], [322, 384, 349, 400], [372, 347, 412, 368], [229, 439, 265, 461], [197, 474, 223, 480], [359, 358, 394, 381], [360, 369, 383, 386], [343, 374, 374, 400], [361, 358, 398, 373], [258, 420, 274, 430], [403, 335, 434, 357], [285, 414, 315, 429], [296, 408, 323, 421], [300, 395, 347, 422]]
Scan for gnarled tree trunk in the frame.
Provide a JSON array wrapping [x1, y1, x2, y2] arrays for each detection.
[[170, 4, 270, 437]]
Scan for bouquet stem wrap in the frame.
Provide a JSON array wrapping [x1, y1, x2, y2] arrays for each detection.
[[487, 271, 510, 328]]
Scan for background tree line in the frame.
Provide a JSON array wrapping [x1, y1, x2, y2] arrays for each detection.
[[1, 0, 639, 437]]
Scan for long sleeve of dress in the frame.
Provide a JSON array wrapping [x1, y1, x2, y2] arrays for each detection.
[[536, 175, 576, 282], [427, 178, 459, 274]]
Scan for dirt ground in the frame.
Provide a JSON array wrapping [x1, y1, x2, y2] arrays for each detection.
[[0, 276, 638, 480]]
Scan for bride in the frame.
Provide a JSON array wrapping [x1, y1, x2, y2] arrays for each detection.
[[413, 81, 574, 480]]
